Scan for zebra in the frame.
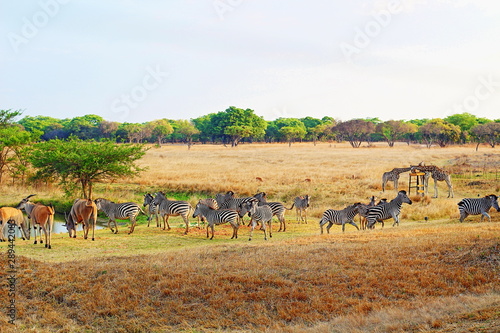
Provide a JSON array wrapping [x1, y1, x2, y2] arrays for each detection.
[[215, 191, 234, 207], [143, 193, 160, 228], [94, 198, 145, 234], [253, 192, 293, 232], [192, 201, 239, 240], [152, 192, 193, 234], [382, 167, 412, 192], [366, 190, 412, 229], [196, 198, 219, 227], [458, 195, 500, 222], [294, 195, 310, 223], [219, 196, 259, 224], [319, 203, 362, 234], [243, 201, 273, 241]]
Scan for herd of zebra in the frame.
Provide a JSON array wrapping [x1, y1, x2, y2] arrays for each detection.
[[1, 187, 498, 248]]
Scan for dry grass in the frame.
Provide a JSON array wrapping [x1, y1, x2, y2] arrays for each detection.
[[1, 142, 499, 332]]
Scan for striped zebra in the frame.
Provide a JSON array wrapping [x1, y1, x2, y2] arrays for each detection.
[[253, 192, 293, 232], [152, 192, 193, 234], [192, 201, 239, 240], [143, 193, 160, 228], [94, 198, 145, 234], [219, 196, 258, 224], [294, 195, 310, 224], [243, 201, 273, 241], [215, 191, 234, 207], [458, 195, 500, 222], [319, 203, 362, 234], [196, 198, 219, 227], [366, 190, 412, 229]]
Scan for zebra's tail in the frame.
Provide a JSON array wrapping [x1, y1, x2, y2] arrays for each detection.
[[284, 203, 295, 210]]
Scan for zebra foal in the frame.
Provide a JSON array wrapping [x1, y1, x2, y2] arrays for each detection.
[[366, 190, 412, 229], [143, 193, 160, 228], [319, 203, 362, 234], [192, 201, 239, 240], [458, 195, 500, 222], [94, 198, 144, 234]]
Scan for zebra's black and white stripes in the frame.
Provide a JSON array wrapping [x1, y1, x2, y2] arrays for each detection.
[[193, 201, 240, 240], [366, 190, 412, 229], [458, 195, 500, 222], [143, 193, 160, 228], [152, 192, 193, 234], [319, 203, 361, 234], [241, 201, 273, 240], [94, 198, 144, 234], [294, 195, 310, 224]]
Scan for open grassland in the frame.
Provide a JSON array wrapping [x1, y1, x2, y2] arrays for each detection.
[[1, 142, 499, 332]]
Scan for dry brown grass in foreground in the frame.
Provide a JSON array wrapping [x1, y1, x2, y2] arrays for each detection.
[[0, 221, 498, 332]]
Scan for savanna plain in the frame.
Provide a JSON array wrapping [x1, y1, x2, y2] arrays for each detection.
[[0, 142, 499, 332]]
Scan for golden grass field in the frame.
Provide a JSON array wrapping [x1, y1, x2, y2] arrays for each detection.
[[0, 142, 499, 332]]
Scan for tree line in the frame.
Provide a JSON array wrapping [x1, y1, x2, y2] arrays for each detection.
[[8, 107, 500, 148]]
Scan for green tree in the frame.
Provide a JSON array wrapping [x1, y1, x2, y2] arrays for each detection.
[[175, 120, 200, 149], [0, 109, 23, 128], [211, 106, 267, 146], [0, 126, 33, 184], [419, 119, 461, 148], [27, 138, 147, 199], [65, 114, 104, 140], [376, 120, 418, 147], [148, 119, 173, 146], [470, 122, 500, 150]]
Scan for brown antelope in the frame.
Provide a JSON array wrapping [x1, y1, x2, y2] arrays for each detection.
[[64, 198, 98, 240], [16, 194, 55, 249], [0, 207, 30, 241]]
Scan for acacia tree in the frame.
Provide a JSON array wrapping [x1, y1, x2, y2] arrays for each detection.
[[175, 120, 200, 149], [376, 120, 418, 147], [210, 106, 267, 146], [147, 119, 173, 146], [27, 138, 148, 198], [419, 119, 461, 148], [0, 126, 33, 184], [470, 122, 500, 150], [334, 119, 375, 148]]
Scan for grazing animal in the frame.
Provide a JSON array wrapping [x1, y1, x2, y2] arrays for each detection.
[[94, 198, 144, 234], [382, 167, 412, 192], [410, 163, 454, 198], [152, 192, 193, 234], [192, 201, 239, 240], [253, 192, 293, 232], [215, 191, 235, 207], [16, 194, 54, 249], [458, 195, 500, 222], [294, 195, 310, 223], [255, 177, 263, 182], [143, 193, 160, 227], [366, 190, 412, 229], [64, 198, 98, 240], [319, 203, 362, 234], [243, 201, 273, 241], [0, 207, 30, 241]]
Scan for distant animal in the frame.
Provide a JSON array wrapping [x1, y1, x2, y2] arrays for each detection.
[[382, 167, 412, 192], [151, 192, 193, 234], [143, 193, 160, 228], [458, 195, 500, 222], [366, 190, 412, 229], [64, 198, 98, 240], [319, 203, 362, 234], [255, 177, 263, 182], [94, 198, 144, 234], [16, 194, 54, 249], [192, 201, 239, 240], [0, 207, 30, 241], [294, 195, 310, 224]]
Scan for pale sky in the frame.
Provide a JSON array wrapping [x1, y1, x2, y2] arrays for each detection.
[[1, 0, 499, 124]]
